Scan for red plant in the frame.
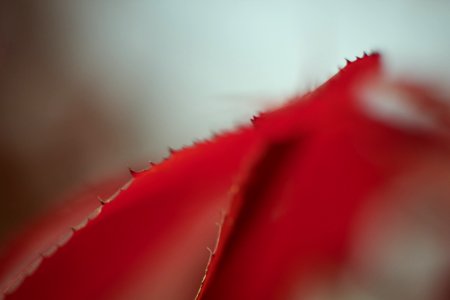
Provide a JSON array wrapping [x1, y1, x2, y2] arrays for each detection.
[[1, 53, 450, 299]]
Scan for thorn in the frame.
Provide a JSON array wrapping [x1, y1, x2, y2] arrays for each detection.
[[168, 147, 176, 155], [345, 58, 351, 65], [149, 161, 156, 167], [97, 196, 106, 205], [128, 167, 139, 178], [363, 51, 368, 57], [193, 138, 203, 146]]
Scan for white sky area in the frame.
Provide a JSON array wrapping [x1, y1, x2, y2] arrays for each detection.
[[47, 0, 450, 160]]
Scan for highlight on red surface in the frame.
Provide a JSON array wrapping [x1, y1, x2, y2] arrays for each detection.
[[2, 53, 450, 300]]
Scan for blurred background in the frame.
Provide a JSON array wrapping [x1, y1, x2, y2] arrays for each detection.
[[1, 0, 450, 242]]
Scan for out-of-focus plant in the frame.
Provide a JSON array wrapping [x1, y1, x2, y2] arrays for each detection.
[[0, 0, 141, 241]]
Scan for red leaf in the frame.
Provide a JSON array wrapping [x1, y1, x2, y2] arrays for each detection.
[[3, 53, 450, 299]]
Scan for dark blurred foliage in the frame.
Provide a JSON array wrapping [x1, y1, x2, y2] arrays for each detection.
[[0, 1, 139, 242]]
